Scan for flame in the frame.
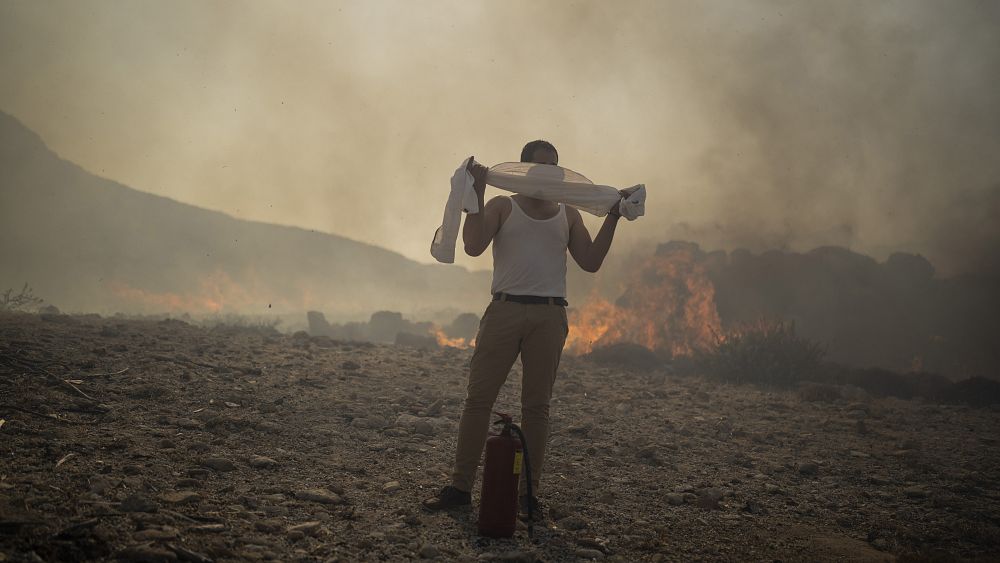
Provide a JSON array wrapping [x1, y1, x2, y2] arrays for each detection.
[[433, 327, 475, 349], [567, 245, 721, 357], [108, 269, 295, 313]]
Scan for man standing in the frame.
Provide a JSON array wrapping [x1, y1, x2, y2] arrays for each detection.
[[423, 140, 626, 514]]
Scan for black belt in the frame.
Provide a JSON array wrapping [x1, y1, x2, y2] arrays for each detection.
[[493, 293, 568, 307]]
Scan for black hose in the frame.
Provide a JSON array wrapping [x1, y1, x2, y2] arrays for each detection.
[[508, 423, 534, 538]]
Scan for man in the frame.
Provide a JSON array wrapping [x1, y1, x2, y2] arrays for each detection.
[[423, 140, 626, 514]]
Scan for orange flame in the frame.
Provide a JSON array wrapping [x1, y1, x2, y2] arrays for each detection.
[[567, 245, 721, 357], [108, 269, 294, 313], [433, 327, 475, 349]]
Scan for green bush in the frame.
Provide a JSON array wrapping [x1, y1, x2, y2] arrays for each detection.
[[694, 319, 825, 387]]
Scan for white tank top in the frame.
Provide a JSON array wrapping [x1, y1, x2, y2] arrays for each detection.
[[490, 198, 569, 297]]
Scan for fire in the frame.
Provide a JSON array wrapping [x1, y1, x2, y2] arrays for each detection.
[[433, 327, 475, 349], [566, 243, 721, 357], [108, 269, 294, 313]]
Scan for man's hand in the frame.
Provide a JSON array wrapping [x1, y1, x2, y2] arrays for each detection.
[[467, 156, 488, 199], [607, 188, 627, 217]]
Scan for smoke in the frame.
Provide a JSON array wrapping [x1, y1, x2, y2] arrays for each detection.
[[1, 0, 998, 278]]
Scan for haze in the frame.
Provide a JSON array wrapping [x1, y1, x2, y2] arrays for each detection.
[[2, 0, 998, 275]]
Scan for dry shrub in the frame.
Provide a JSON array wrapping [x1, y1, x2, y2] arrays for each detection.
[[694, 319, 825, 388], [0, 283, 44, 313]]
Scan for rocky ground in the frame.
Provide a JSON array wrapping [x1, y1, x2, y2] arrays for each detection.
[[1, 312, 999, 562]]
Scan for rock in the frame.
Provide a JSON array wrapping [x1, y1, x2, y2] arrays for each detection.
[[186, 468, 212, 480], [116, 546, 178, 562], [423, 399, 445, 417], [287, 521, 322, 536], [189, 523, 226, 533], [904, 486, 928, 499], [199, 458, 236, 472], [158, 439, 177, 449], [248, 455, 279, 469], [575, 548, 606, 559], [597, 491, 616, 504], [160, 491, 200, 505], [294, 489, 344, 505], [175, 479, 202, 489], [121, 494, 158, 513], [134, 526, 179, 541], [123, 464, 143, 476], [419, 544, 441, 559], [383, 481, 402, 493], [765, 483, 783, 494], [666, 493, 685, 506], [697, 488, 724, 510], [255, 519, 284, 533], [341, 360, 361, 370], [558, 515, 588, 530], [165, 545, 213, 563], [413, 420, 435, 436], [797, 462, 819, 476]]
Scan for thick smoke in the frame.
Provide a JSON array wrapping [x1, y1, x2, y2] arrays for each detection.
[[0, 0, 998, 279]]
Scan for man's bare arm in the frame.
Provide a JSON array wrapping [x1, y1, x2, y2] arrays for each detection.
[[567, 206, 621, 273], [462, 157, 505, 257]]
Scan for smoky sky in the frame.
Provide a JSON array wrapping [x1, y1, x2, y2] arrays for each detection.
[[1, 0, 998, 275]]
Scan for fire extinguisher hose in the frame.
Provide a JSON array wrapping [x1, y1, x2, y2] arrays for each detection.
[[508, 423, 534, 537]]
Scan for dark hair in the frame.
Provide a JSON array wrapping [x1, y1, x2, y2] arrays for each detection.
[[520, 140, 558, 163]]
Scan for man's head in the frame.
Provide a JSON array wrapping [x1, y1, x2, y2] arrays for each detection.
[[520, 140, 558, 166]]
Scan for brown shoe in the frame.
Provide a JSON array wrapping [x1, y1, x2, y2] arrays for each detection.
[[422, 486, 471, 511]]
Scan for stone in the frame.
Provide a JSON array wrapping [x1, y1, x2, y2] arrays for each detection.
[[255, 519, 284, 533], [121, 494, 158, 513], [575, 548, 606, 559], [383, 481, 402, 493], [190, 523, 226, 533], [175, 479, 202, 489], [185, 468, 212, 479], [160, 491, 200, 505], [413, 420, 435, 436], [797, 462, 819, 476], [904, 486, 928, 499], [123, 464, 143, 476], [248, 455, 279, 469], [419, 543, 441, 559], [558, 515, 588, 531], [666, 493, 685, 506], [294, 489, 344, 505], [116, 546, 178, 562], [200, 458, 236, 472], [287, 521, 322, 536], [697, 488, 724, 510], [134, 526, 179, 540]]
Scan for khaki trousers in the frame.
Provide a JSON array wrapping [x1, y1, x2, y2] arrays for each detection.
[[451, 300, 568, 494]]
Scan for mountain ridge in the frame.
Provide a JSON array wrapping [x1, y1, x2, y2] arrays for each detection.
[[0, 110, 490, 318]]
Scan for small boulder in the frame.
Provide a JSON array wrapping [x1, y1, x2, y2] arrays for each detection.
[[199, 458, 236, 472]]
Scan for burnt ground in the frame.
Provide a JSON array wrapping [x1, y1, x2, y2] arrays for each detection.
[[1, 312, 999, 562]]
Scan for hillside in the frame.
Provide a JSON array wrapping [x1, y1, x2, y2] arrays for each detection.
[[0, 111, 490, 319]]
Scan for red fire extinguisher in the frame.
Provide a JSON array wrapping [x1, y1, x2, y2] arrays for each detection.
[[478, 412, 534, 538]]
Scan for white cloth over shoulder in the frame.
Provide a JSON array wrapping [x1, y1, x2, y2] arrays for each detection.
[[430, 157, 480, 264], [430, 159, 646, 264]]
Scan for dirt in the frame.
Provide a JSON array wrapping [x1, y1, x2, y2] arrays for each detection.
[[2, 312, 999, 562]]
